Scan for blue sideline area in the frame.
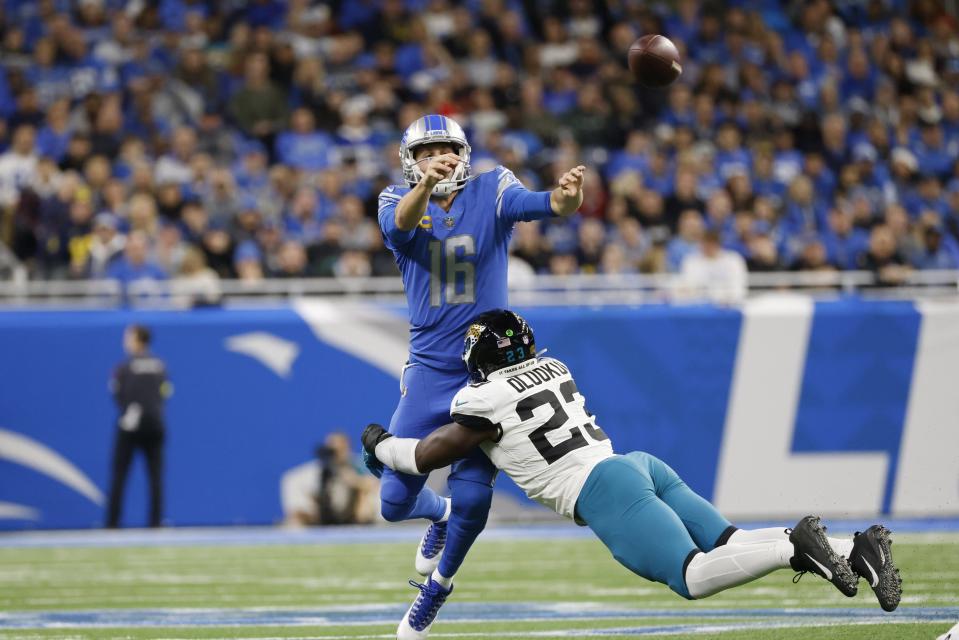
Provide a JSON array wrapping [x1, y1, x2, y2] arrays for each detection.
[[1, 299, 955, 529]]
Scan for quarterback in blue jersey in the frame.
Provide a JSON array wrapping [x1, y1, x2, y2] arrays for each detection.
[[376, 115, 584, 639]]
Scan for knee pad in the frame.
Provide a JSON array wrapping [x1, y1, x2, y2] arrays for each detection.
[[379, 475, 419, 522], [380, 497, 416, 522]]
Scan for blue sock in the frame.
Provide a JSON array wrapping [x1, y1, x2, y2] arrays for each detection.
[[380, 487, 447, 522], [414, 487, 449, 522], [379, 470, 447, 522]]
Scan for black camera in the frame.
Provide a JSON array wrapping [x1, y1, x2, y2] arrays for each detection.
[[315, 444, 336, 466]]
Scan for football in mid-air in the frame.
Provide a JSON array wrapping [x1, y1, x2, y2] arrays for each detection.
[[628, 35, 683, 88]]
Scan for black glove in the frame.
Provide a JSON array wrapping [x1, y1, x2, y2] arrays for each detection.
[[361, 423, 392, 478], [361, 423, 392, 454]]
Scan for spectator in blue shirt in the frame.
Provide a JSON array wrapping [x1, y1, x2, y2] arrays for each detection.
[[664, 0, 700, 45], [820, 113, 850, 174], [275, 107, 334, 172], [904, 175, 952, 220], [106, 230, 167, 286], [782, 175, 828, 237], [26, 38, 74, 107], [283, 186, 325, 245], [715, 121, 751, 180], [663, 84, 695, 129], [606, 131, 650, 181], [821, 208, 869, 270], [941, 91, 959, 148], [35, 98, 71, 162], [667, 210, 706, 272], [841, 48, 877, 103], [913, 120, 954, 178], [911, 221, 959, 270], [751, 151, 787, 207]]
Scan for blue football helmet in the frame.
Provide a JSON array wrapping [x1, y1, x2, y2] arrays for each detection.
[[399, 115, 471, 196]]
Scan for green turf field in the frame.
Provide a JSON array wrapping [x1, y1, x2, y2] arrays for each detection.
[[1, 530, 957, 639]]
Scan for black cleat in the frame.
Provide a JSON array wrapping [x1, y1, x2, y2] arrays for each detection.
[[788, 515, 858, 597], [849, 525, 902, 612]]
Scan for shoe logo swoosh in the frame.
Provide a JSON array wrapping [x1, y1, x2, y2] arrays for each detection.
[[862, 557, 880, 588], [805, 553, 833, 580]]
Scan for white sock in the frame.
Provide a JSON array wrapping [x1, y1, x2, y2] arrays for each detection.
[[438, 498, 451, 523], [830, 537, 854, 558], [430, 569, 453, 589], [728, 527, 790, 545], [685, 541, 793, 599], [728, 527, 854, 559]]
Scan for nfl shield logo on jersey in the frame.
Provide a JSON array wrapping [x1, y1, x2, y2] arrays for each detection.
[[444, 216, 455, 228]]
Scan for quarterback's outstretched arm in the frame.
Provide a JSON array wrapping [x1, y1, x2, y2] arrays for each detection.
[[362, 421, 496, 475]]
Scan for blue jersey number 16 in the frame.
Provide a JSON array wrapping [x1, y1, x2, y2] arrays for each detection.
[[429, 234, 475, 307]]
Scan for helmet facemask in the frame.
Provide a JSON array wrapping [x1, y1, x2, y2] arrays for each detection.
[[399, 116, 472, 196], [402, 143, 471, 196]]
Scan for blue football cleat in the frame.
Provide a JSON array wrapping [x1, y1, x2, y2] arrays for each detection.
[[396, 577, 453, 639], [415, 519, 448, 576]]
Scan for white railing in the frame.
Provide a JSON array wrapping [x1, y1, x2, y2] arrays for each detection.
[[0, 271, 957, 308]]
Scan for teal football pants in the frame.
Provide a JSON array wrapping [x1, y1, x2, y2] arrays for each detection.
[[575, 451, 735, 599]]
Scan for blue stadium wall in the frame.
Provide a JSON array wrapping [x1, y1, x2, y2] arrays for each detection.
[[1, 297, 957, 530]]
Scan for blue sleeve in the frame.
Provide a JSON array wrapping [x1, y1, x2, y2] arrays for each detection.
[[377, 187, 415, 249], [495, 167, 555, 225]]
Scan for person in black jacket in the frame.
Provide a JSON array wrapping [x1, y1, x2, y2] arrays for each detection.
[[106, 325, 173, 528]]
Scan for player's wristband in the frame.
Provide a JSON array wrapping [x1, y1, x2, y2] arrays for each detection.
[[375, 437, 422, 475]]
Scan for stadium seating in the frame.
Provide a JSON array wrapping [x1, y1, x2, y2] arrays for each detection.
[[0, 0, 957, 289]]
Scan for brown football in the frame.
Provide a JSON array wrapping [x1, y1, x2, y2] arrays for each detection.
[[628, 35, 683, 88]]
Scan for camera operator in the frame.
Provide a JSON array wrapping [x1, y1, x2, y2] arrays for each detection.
[[316, 431, 378, 525], [314, 432, 378, 525]]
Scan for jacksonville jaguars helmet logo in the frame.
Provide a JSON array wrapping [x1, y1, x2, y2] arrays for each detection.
[[462, 323, 486, 363]]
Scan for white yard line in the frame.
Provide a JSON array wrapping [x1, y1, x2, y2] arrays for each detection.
[[122, 618, 952, 640]]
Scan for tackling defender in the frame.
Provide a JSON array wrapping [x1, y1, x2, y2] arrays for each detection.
[[364, 309, 903, 638], [376, 116, 585, 637]]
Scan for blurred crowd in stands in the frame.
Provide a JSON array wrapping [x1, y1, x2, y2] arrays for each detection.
[[0, 0, 958, 295]]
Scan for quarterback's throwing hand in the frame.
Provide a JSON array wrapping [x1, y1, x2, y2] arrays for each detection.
[[422, 153, 461, 188]]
